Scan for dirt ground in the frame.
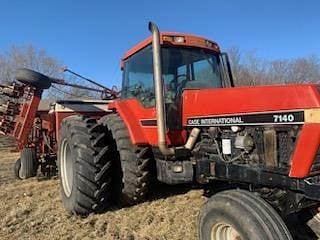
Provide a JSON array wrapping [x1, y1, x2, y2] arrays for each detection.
[[0, 147, 205, 240], [0, 146, 319, 240]]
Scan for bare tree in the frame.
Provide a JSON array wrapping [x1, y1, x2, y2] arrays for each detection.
[[227, 48, 268, 86], [0, 44, 100, 100], [227, 47, 320, 86], [227, 47, 243, 86], [0, 44, 62, 83], [287, 56, 320, 84]]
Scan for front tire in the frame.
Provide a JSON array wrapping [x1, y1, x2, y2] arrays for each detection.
[[198, 189, 292, 240], [298, 206, 320, 238], [309, 206, 320, 223], [58, 116, 113, 215], [309, 207, 320, 237]]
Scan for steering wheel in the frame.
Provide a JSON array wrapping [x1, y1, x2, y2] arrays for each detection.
[[172, 74, 188, 97], [128, 82, 144, 96]]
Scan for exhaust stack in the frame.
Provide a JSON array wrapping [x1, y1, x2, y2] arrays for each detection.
[[148, 22, 200, 156], [148, 22, 175, 156]]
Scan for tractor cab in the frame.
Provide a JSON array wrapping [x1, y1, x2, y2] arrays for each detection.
[[120, 30, 234, 131], [121, 32, 234, 108]]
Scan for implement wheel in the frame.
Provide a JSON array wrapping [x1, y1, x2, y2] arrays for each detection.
[[16, 68, 52, 89], [198, 189, 292, 240], [15, 148, 38, 179]]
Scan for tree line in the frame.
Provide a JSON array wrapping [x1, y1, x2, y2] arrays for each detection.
[[228, 47, 320, 86], [0, 44, 319, 101]]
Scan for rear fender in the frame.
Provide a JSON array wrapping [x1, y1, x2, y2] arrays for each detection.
[[108, 99, 186, 146], [108, 99, 150, 145]]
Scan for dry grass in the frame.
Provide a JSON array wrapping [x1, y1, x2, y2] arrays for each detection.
[[0, 148, 206, 240]]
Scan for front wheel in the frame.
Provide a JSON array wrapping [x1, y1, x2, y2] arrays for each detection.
[[298, 206, 320, 238], [307, 207, 320, 238], [198, 189, 292, 240], [310, 207, 320, 237], [309, 206, 320, 223]]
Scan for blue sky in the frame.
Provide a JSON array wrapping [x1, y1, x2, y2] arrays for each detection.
[[0, 0, 319, 87]]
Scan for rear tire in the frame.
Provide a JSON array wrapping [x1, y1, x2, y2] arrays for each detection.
[[198, 189, 292, 240], [100, 114, 153, 205], [58, 115, 113, 215], [19, 148, 37, 179]]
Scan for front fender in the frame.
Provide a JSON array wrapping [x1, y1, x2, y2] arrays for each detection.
[[290, 123, 320, 178]]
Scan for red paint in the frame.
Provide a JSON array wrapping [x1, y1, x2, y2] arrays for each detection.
[[109, 99, 186, 146], [182, 84, 320, 125], [289, 124, 320, 178], [121, 32, 220, 65], [13, 90, 42, 150]]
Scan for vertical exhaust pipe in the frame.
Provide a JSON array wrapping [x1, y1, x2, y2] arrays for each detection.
[[148, 22, 175, 156], [148, 22, 200, 156]]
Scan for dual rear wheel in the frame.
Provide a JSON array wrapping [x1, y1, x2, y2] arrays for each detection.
[[58, 114, 153, 215]]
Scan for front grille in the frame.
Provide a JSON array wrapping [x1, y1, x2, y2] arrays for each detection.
[[277, 131, 291, 168]]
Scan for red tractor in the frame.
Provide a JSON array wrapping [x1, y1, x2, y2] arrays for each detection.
[[1, 22, 320, 239]]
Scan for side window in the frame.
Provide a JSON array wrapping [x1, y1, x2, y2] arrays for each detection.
[[193, 58, 221, 87], [122, 46, 155, 107], [174, 57, 221, 91]]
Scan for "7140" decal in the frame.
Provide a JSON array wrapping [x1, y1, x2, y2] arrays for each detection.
[[273, 114, 295, 123]]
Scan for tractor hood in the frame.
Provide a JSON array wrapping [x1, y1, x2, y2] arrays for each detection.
[[182, 84, 320, 127]]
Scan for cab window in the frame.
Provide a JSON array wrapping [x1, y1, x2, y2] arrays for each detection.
[[122, 45, 223, 107]]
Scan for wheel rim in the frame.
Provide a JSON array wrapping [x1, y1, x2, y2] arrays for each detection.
[[311, 208, 320, 222], [211, 222, 241, 240], [60, 138, 73, 197]]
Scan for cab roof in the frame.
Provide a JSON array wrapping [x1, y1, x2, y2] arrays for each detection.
[[121, 32, 220, 66]]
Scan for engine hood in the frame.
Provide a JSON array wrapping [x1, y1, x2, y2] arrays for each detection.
[[182, 84, 320, 126]]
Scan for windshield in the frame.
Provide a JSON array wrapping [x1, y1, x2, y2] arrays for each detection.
[[122, 45, 223, 107]]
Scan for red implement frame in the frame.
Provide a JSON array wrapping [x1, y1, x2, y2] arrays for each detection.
[[12, 89, 42, 150]]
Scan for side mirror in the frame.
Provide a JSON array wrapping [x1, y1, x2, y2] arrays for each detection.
[[16, 68, 52, 89]]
